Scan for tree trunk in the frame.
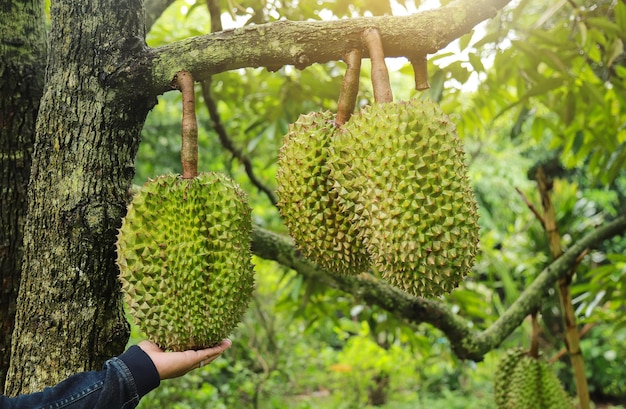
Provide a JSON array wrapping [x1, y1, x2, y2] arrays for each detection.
[[0, 0, 46, 392], [4, 0, 155, 395]]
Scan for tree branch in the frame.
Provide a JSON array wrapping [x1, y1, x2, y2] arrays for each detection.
[[251, 213, 626, 361], [145, 0, 176, 32], [142, 0, 513, 94]]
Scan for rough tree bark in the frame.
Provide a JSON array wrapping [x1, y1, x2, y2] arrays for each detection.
[[0, 0, 47, 392], [4, 0, 155, 395]]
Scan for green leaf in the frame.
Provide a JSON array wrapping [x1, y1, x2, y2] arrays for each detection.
[[459, 30, 474, 51], [613, 0, 626, 37], [586, 17, 622, 36], [607, 38, 624, 67], [468, 52, 485, 72], [495, 77, 565, 118]]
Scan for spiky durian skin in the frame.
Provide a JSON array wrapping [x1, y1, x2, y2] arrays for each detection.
[[275, 111, 370, 275], [494, 348, 527, 409], [538, 360, 575, 409], [494, 349, 574, 409], [116, 172, 254, 351], [329, 99, 479, 297]]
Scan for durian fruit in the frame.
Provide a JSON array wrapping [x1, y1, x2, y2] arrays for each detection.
[[275, 111, 370, 275], [494, 348, 527, 409], [329, 98, 479, 297], [494, 348, 574, 409], [116, 172, 255, 351]]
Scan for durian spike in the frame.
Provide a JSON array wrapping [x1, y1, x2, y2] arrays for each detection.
[[175, 70, 199, 179], [336, 48, 362, 127], [362, 28, 393, 103], [411, 54, 430, 91]]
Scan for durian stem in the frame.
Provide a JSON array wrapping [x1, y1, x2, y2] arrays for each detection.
[[411, 54, 430, 91], [535, 166, 591, 409], [335, 48, 362, 126], [362, 28, 393, 103], [175, 70, 199, 179], [529, 312, 540, 359]]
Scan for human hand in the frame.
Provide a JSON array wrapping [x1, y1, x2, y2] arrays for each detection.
[[138, 339, 232, 380]]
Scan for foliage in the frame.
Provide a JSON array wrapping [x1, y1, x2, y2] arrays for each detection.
[[127, 0, 626, 407]]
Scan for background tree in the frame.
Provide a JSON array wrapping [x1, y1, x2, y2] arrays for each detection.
[[1, 0, 625, 406], [0, 0, 46, 393]]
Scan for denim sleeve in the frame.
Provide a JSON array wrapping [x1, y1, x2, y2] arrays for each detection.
[[0, 346, 160, 409]]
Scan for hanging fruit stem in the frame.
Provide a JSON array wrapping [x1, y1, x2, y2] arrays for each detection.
[[335, 48, 362, 127], [362, 28, 392, 103], [175, 71, 199, 179], [411, 53, 430, 91], [529, 311, 540, 359]]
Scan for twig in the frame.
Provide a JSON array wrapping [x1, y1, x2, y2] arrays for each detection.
[[549, 323, 595, 364], [206, 0, 223, 32], [515, 186, 546, 229], [200, 81, 279, 206]]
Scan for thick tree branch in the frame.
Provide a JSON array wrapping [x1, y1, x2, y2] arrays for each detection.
[[251, 213, 626, 361], [142, 0, 513, 94]]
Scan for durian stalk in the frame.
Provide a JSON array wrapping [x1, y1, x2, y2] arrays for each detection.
[[336, 48, 362, 127], [176, 70, 199, 179], [530, 311, 540, 358], [411, 54, 430, 91], [362, 28, 393, 103]]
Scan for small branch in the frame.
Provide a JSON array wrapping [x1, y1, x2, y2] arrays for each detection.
[[206, 0, 223, 32], [515, 187, 546, 229], [363, 28, 393, 103], [200, 81, 279, 206], [536, 167, 562, 256], [174, 71, 198, 179], [145, 0, 176, 32], [335, 49, 362, 127], [549, 322, 594, 364]]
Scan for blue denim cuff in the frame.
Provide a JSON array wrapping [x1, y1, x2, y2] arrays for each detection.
[[118, 345, 160, 398]]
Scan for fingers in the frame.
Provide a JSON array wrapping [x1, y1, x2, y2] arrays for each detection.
[[196, 339, 232, 365]]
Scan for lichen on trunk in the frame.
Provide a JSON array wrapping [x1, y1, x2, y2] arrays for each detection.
[[0, 0, 47, 393], [4, 0, 155, 395]]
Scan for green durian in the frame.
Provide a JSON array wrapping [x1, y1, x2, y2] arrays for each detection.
[[494, 349, 574, 409], [494, 348, 527, 409], [329, 98, 479, 297], [116, 172, 255, 351], [275, 111, 370, 275]]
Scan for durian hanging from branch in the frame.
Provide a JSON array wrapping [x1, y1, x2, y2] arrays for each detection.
[[276, 52, 371, 276], [116, 71, 255, 351], [328, 28, 480, 297], [277, 29, 479, 297]]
